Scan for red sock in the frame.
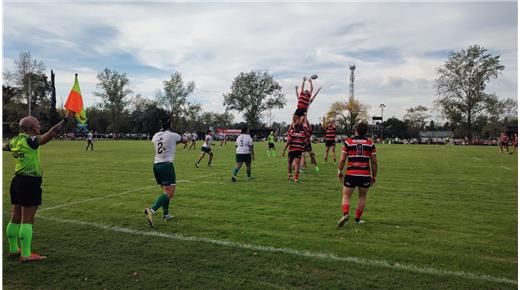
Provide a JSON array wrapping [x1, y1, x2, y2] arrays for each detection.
[[355, 209, 363, 219], [294, 171, 300, 180], [342, 204, 349, 215]]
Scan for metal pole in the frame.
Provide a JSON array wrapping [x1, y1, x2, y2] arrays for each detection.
[[28, 77, 32, 116], [379, 104, 385, 140]]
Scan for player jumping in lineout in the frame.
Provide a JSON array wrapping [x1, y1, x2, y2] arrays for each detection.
[[292, 76, 321, 127]]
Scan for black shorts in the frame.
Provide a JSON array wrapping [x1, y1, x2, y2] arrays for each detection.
[[288, 151, 302, 161], [343, 175, 371, 188], [201, 146, 212, 153], [236, 154, 252, 164], [325, 140, 336, 147], [293, 108, 307, 117], [10, 174, 43, 206], [305, 143, 312, 152], [268, 143, 275, 149]]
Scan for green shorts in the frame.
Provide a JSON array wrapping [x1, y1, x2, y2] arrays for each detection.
[[236, 153, 252, 164], [153, 162, 176, 186]]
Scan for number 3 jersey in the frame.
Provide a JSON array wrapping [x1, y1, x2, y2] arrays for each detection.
[[342, 136, 376, 177], [236, 134, 253, 154], [152, 130, 182, 164]]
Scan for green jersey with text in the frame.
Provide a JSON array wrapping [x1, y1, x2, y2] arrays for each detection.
[[9, 133, 41, 177]]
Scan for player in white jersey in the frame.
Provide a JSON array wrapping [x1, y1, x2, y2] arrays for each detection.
[[195, 130, 214, 167], [232, 127, 255, 182], [144, 118, 187, 228], [189, 131, 197, 149], [85, 131, 94, 151], [183, 131, 190, 150]]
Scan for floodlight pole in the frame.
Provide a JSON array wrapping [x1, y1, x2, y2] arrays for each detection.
[[379, 104, 386, 139], [28, 77, 32, 116]]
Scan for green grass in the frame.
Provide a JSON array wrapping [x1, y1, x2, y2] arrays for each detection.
[[3, 141, 518, 289]]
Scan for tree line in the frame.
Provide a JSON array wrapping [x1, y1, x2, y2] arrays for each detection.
[[3, 45, 516, 139]]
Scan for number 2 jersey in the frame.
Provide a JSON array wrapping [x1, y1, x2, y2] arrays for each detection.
[[342, 136, 376, 177], [152, 130, 182, 164]]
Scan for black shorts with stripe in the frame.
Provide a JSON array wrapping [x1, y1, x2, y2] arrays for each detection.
[[325, 140, 335, 147], [293, 108, 307, 117], [288, 151, 302, 160], [343, 175, 371, 188], [236, 153, 252, 164]]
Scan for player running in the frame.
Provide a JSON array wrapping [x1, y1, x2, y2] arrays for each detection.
[[232, 127, 255, 182], [189, 131, 197, 149], [3, 111, 73, 262], [195, 130, 214, 167], [267, 130, 276, 157], [282, 124, 306, 183], [293, 76, 321, 125], [144, 118, 187, 228], [85, 131, 94, 151], [182, 131, 190, 150], [324, 121, 337, 164], [509, 133, 517, 155], [336, 122, 378, 227]]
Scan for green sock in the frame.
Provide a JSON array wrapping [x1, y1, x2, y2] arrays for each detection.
[[272, 150, 276, 157], [247, 168, 252, 178], [18, 224, 33, 257], [151, 194, 169, 211], [162, 199, 170, 216], [232, 167, 240, 177], [6, 222, 20, 253]]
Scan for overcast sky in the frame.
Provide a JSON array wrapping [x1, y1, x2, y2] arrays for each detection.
[[3, 1, 517, 125]]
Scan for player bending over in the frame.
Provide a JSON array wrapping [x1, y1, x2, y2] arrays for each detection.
[[292, 76, 321, 126], [324, 121, 337, 164], [232, 127, 255, 182], [267, 130, 276, 157], [144, 118, 188, 228], [195, 130, 214, 167], [3, 111, 73, 262], [336, 122, 377, 227], [282, 123, 306, 183]]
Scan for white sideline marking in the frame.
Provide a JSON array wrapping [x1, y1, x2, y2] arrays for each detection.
[[39, 173, 220, 212], [500, 166, 512, 171], [472, 157, 482, 161], [37, 215, 517, 285]]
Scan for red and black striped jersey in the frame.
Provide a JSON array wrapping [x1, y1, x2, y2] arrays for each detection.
[[342, 136, 376, 177], [500, 133, 509, 142], [514, 135, 518, 144], [304, 126, 312, 144], [287, 129, 306, 152], [325, 125, 336, 141], [297, 93, 311, 110]]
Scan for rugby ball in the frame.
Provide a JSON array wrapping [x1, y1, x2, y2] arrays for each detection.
[[310, 74, 318, 80]]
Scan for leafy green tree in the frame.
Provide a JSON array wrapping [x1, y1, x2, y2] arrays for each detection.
[[156, 72, 195, 130], [434, 45, 505, 140], [223, 71, 285, 128], [94, 68, 132, 135], [403, 105, 430, 137]]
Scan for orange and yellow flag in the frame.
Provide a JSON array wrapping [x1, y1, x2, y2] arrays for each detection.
[[64, 74, 87, 124]]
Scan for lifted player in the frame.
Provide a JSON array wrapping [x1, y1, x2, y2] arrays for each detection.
[[337, 122, 378, 227], [293, 76, 321, 125], [144, 118, 188, 228], [282, 123, 306, 183], [232, 126, 255, 182]]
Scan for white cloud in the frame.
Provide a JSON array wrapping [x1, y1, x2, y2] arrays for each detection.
[[3, 2, 517, 125]]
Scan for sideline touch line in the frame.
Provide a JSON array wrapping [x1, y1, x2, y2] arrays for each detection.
[[37, 215, 517, 286]]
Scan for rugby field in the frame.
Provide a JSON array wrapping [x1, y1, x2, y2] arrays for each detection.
[[3, 141, 518, 289]]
